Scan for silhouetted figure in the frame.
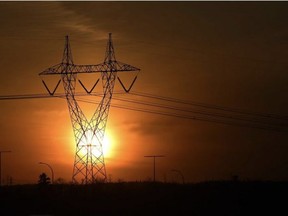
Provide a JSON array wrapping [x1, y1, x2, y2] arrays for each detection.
[[38, 172, 51, 185]]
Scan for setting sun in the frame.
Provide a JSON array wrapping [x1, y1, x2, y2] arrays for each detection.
[[76, 129, 115, 160]]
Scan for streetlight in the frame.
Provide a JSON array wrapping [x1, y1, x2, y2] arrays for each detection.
[[171, 169, 185, 184], [0, 150, 11, 186], [39, 162, 54, 184]]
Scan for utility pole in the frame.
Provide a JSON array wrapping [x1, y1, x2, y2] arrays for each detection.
[[0, 150, 11, 186], [144, 155, 165, 182]]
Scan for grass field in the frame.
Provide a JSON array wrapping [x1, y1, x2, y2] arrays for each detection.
[[0, 181, 287, 216]]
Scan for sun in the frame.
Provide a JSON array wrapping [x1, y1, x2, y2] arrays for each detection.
[[67, 127, 115, 161], [82, 129, 115, 159]]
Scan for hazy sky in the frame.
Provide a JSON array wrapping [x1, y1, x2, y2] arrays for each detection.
[[0, 2, 288, 184]]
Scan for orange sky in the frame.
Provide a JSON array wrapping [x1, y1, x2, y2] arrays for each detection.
[[1, 2, 288, 184]]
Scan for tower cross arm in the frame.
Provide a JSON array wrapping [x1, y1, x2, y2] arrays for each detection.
[[112, 61, 140, 72], [76, 61, 140, 73], [39, 63, 66, 75], [39, 61, 140, 76], [39, 63, 82, 75]]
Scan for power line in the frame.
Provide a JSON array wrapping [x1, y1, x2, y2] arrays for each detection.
[[0, 91, 287, 132], [130, 91, 288, 120], [0, 92, 106, 100], [110, 95, 288, 128], [76, 97, 288, 132]]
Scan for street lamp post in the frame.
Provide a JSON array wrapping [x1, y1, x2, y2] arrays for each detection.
[[39, 162, 54, 184], [0, 150, 11, 186]]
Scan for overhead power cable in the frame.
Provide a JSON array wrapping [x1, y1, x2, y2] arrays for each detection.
[[130, 91, 288, 120], [76, 97, 288, 132], [0, 92, 106, 100], [0, 91, 287, 132], [109, 95, 288, 128]]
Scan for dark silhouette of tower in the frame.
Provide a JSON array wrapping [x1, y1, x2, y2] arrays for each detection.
[[39, 33, 140, 183]]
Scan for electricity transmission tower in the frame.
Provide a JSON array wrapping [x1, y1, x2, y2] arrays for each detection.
[[39, 33, 140, 184]]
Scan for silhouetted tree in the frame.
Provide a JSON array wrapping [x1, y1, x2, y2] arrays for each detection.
[[38, 172, 51, 185]]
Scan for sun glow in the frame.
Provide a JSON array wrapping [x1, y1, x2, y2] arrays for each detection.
[[76, 129, 115, 159], [103, 132, 114, 158]]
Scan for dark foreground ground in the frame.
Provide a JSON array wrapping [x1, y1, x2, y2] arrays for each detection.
[[0, 181, 287, 216]]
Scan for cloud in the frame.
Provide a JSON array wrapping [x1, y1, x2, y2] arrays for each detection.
[[0, 2, 107, 41], [56, 2, 108, 41], [125, 118, 181, 136]]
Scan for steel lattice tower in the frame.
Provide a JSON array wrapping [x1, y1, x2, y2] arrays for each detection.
[[39, 33, 140, 183]]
